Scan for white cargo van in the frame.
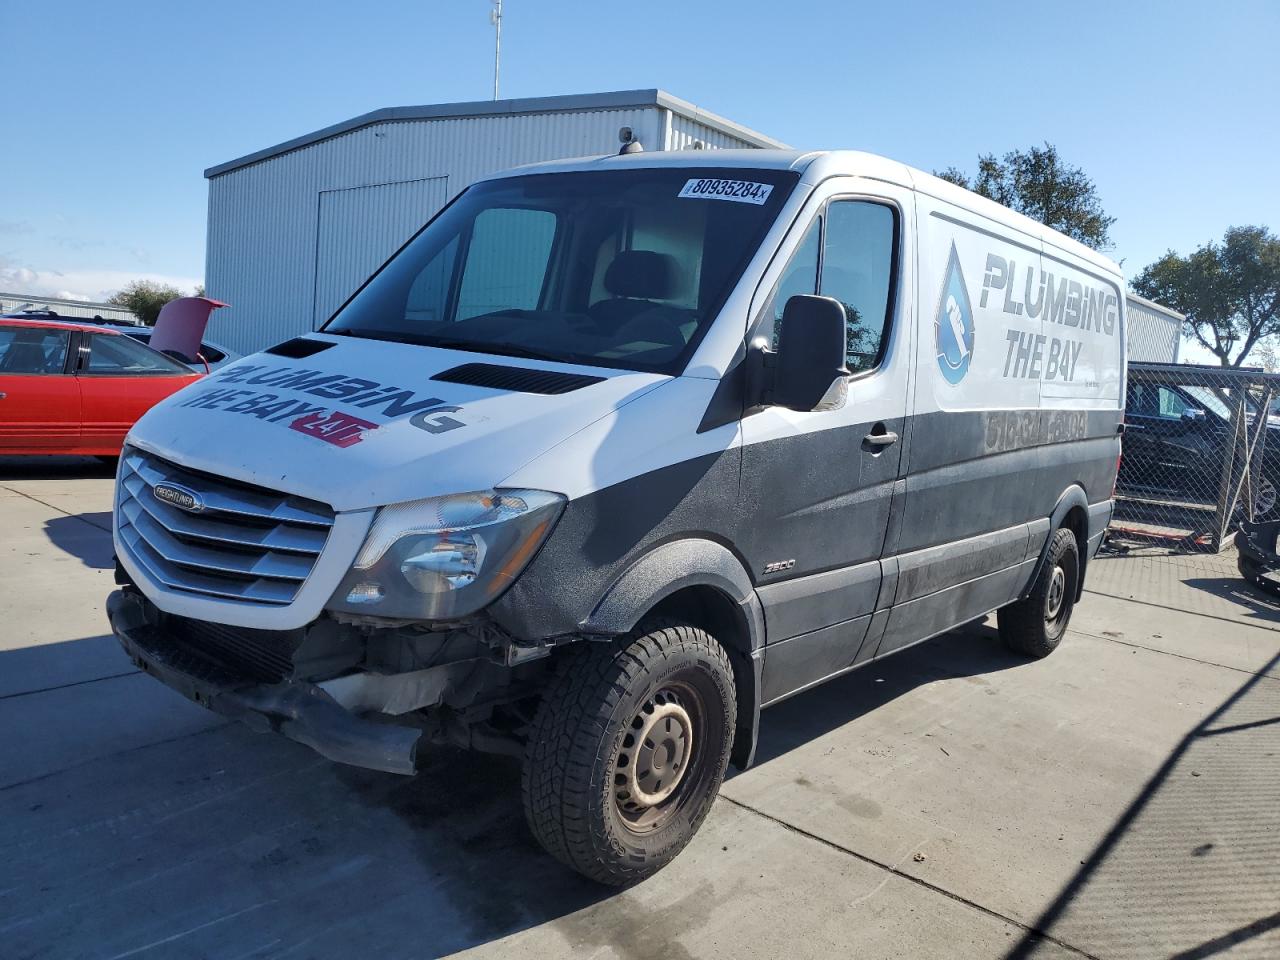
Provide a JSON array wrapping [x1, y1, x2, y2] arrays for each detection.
[[108, 149, 1125, 884]]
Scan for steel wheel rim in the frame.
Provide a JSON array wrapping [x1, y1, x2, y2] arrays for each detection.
[[613, 684, 703, 834], [1046, 565, 1067, 622]]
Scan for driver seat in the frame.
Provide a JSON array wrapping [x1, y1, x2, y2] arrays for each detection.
[[588, 250, 680, 335]]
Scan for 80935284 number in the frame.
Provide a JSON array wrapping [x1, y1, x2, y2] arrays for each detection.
[[677, 178, 773, 205]]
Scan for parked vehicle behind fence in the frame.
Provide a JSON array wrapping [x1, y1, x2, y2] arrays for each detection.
[[1121, 374, 1280, 520], [106, 149, 1126, 884]]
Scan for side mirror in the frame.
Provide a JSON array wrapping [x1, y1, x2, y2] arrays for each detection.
[[772, 295, 848, 412], [1182, 407, 1207, 423]]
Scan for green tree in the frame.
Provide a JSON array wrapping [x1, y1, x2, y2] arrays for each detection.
[[108, 279, 184, 325], [1132, 226, 1280, 367], [936, 143, 1115, 250]]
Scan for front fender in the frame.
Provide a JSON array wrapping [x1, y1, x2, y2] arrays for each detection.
[[583, 538, 757, 637]]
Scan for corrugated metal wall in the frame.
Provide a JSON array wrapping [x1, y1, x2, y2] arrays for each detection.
[[1126, 295, 1183, 363], [205, 107, 666, 353], [665, 110, 765, 151]]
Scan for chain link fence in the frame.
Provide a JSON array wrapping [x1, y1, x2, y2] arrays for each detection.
[[1110, 361, 1280, 565]]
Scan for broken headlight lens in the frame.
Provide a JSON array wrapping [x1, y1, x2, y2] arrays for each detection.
[[328, 489, 565, 620]]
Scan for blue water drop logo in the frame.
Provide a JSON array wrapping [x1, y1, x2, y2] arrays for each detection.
[[935, 243, 975, 385]]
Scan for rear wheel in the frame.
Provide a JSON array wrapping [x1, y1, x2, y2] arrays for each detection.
[[522, 622, 736, 885], [998, 527, 1079, 658]]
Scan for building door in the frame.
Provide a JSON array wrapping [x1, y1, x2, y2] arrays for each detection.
[[313, 177, 450, 327]]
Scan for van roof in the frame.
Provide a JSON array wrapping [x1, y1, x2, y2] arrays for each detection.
[[482, 149, 1123, 278]]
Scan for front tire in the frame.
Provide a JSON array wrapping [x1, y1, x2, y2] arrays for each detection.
[[998, 527, 1079, 658], [522, 622, 736, 885]]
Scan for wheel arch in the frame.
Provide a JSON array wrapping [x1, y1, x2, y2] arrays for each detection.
[[1027, 485, 1091, 601], [581, 538, 765, 771]]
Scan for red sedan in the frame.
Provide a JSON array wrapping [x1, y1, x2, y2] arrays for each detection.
[[0, 317, 202, 456]]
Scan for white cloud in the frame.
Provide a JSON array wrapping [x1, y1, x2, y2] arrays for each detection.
[[0, 256, 201, 302]]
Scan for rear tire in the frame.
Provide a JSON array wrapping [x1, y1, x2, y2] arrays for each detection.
[[521, 622, 736, 886], [998, 527, 1079, 658]]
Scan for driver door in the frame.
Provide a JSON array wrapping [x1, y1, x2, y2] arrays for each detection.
[[0, 324, 80, 451], [739, 179, 915, 702]]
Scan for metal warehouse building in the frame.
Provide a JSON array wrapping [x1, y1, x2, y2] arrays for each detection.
[[0, 293, 138, 324], [203, 89, 785, 354], [1125, 293, 1185, 363]]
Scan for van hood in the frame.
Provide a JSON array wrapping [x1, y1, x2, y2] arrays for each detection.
[[127, 334, 669, 511]]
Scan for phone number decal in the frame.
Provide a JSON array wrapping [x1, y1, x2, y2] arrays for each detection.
[[677, 178, 774, 205]]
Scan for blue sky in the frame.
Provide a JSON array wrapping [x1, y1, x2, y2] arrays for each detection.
[[2, 0, 1277, 306]]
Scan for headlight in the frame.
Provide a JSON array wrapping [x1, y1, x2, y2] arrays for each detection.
[[327, 489, 565, 620]]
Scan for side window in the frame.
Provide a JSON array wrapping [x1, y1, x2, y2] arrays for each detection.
[[198, 343, 227, 363], [821, 201, 897, 372], [1156, 386, 1189, 420], [455, 208, 557, 321], [85, 334, 191, 375], [0, 327, 70, 374], [761, 218, 821, 349], [1128, 383, 1157, 416]]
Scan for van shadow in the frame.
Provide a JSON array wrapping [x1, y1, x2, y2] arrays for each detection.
[[43, 513, 114, 568], [747, 619, 1023, 769]]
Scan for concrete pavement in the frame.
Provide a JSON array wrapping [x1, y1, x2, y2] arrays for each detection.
[[1, 459, 1277, 959]]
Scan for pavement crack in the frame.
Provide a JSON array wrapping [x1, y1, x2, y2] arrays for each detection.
[[0, 669, 140, 701], [718, 794, 1103, 960], [4, 485, 113, 531], [1085, 587, 1280, 636], [0, 722, 234, 793], [1071, 623, 1280, 682]]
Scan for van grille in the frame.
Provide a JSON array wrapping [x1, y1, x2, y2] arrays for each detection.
[[116, 448, 334, 606]]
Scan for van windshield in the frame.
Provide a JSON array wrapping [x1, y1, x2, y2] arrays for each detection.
[[325, 167, 798, 374]]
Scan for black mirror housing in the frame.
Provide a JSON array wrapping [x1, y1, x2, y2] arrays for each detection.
[[772, 295, 848, 411]]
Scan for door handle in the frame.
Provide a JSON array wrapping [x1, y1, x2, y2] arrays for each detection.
[[0, 392, 6, 400], [863, 425, 898, 450]]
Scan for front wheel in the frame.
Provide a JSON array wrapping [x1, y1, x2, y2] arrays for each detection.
[[522, 622, 736, 885], [998, 527, 1079, 658]]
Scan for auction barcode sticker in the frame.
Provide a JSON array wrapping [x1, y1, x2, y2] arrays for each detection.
[[677, 178, 773, 205]]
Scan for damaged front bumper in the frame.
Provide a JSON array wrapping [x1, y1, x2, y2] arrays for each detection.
[[107, 589, 423, 774]]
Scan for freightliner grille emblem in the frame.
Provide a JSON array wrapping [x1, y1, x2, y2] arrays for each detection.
[[153, 482, 204, 513]]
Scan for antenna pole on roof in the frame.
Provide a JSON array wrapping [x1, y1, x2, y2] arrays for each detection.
[[490, 0, 503, 100]]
